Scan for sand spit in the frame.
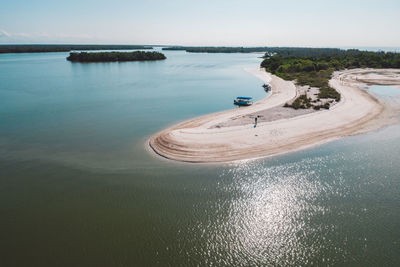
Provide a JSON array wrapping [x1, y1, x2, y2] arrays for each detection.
[[149, 68, 400, 163]]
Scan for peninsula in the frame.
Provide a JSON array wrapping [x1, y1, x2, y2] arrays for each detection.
[[149, 48, 400, 163]]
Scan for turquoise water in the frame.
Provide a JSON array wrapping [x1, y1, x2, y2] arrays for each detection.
[[0, 51, 399, 266], [0, 50, 264, 169], [369, 84, 400, 97]]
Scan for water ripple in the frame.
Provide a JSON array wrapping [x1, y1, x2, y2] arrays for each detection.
[[200, 156, 347, 265]]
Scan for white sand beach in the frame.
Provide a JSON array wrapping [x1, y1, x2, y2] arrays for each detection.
[[149, 68, 400, 163]]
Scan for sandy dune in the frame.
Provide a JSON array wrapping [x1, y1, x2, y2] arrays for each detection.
[[149, 68, 400, 163]]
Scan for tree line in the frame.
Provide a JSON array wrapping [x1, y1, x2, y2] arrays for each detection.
[[0, 45, 153, 54], [162, 46, 348, 55], [163, 46, 272, 53], [66, 51, 166, 62]]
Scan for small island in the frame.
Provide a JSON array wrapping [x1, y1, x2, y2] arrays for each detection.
[[66, 51, 166, 62]]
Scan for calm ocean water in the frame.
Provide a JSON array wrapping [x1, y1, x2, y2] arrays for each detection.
[[0, 49, 399, 266]]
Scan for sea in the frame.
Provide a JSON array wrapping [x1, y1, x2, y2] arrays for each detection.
[[0, 48, 399, 266]]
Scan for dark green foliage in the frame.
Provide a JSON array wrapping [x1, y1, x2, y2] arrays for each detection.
[[318, 85, 341, 101], [261, 49, 400, 73], [313, 103, 330, 110], [284, 94, 312, 109], [265, 47, 347, 57], [66, 51, 166, 62], [0, 45, 153, 54], [261, 48, 400, 109]]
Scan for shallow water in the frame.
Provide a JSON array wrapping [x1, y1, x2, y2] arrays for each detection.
[[369, 84, 400, 97], [0, 50, 399, 266]]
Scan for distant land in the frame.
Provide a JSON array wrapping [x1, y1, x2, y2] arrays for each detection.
[[1, 45, 398, 54], [66, 51, 166, 62], [162, 46, 347, 55], [0, 44, 153, 53], [163, 46, 400, 55]]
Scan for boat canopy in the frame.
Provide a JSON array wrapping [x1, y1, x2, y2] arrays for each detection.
[[236, 97, 252, 100]]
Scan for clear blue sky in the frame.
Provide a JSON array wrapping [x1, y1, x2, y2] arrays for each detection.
[[1, 0, 399, 47]]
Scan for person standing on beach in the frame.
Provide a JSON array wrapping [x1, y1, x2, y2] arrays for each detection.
[[254, 116, 258, 128]]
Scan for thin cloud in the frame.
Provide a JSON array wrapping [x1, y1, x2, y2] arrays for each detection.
[[0, 29, 11, 38]]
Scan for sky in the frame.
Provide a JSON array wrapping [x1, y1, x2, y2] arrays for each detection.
[[1, 0, 400, 47]]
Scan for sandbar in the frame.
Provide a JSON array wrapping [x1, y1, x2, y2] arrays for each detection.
[[149, 68, 400, 163]]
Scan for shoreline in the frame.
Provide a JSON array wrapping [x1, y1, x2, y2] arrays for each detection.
[[149, 68, 400, 163]]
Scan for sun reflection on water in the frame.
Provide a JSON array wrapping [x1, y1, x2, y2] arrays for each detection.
[[175, 139, 400, 266], [203, 156, 346, 266]]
